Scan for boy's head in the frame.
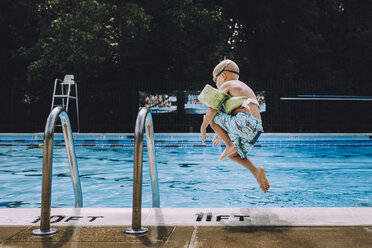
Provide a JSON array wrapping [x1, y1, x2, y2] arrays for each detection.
[[212, 59, 239, 87]]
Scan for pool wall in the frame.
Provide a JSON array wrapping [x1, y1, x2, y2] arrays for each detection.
[[1, 133, 372, 147]]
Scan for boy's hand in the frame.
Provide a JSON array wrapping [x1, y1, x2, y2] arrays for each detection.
[[200, 126, 206, 144], [212, 134, 222, 146]]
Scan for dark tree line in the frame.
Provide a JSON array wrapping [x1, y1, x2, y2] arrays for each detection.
[[1, 0, 372, 132]]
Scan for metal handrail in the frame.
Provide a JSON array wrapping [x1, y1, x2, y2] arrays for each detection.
[[32, 107, 83, 236], [125, 107, 160, 235]]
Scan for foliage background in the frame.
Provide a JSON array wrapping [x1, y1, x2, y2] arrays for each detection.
[[1, 0, 371, 132]]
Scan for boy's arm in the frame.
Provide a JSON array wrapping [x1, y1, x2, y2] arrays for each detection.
[[200, 107, 218, 144]]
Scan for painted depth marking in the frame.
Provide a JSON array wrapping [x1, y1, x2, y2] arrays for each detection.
[[32, 215, 104, 224], [196, 212, 251, 222]]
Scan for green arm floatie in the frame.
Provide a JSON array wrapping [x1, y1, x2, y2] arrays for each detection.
[[197, 84, 230, 110], [223, 96, 248, 114]]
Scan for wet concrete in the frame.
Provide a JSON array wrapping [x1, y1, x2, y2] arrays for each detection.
[[1, 226, 372, 248]]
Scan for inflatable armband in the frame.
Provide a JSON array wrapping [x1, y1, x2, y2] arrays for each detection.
[[198, 84, 230, 110], [223, 96, 248, 114]]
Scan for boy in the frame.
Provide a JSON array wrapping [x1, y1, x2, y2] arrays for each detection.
[[200, 59, 270, 193]]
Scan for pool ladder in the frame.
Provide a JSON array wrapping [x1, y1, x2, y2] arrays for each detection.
[[125, 107, 160, 235], [32, 107, 83, 236], [31, 107, 158, 235]]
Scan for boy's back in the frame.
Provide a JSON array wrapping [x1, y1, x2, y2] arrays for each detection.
[[220, 80, 261, 120]]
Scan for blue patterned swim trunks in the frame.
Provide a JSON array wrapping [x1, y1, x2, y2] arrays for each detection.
[[213, 111, 263, 158]]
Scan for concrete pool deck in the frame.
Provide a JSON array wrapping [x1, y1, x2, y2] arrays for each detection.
[[1, 208, 372, 247]]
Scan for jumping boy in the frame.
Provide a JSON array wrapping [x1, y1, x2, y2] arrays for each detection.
[[200, 59, 270, 193]]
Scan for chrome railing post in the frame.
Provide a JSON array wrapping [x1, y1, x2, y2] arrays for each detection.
[[125, 107, 159, 235], [61, 112, 83, 207], [145, 114, 160, 208], [32, 107, 83, 236]]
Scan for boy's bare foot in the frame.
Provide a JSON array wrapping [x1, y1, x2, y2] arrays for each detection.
[[254, 167, 270, 193], [219, 145, 237, 160]]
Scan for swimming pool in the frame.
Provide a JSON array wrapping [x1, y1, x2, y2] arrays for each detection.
[[0, 134, 371, 208]]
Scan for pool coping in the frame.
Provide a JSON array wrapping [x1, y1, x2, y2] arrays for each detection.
[[1, 208, 371, 227]]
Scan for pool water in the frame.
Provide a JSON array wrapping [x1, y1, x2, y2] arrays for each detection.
[[1, 135, 371, 208]]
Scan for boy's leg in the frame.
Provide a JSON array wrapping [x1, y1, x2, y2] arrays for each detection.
[[210, 120, 237, 160], [228, 153, 270, 193]]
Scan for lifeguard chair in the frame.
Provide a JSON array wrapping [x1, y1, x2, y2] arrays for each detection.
[[51, 74, 80, 132]]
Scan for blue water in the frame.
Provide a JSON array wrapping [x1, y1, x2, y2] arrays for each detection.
[[0, 135, 371, 208]]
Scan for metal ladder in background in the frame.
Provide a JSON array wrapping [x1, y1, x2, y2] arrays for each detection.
[[125, 107, 160, 235], [32, 107, 83, 236], [51, 74, 80, 132]]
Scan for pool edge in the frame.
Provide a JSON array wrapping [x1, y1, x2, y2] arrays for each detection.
[[1, 207, 371, 227]]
